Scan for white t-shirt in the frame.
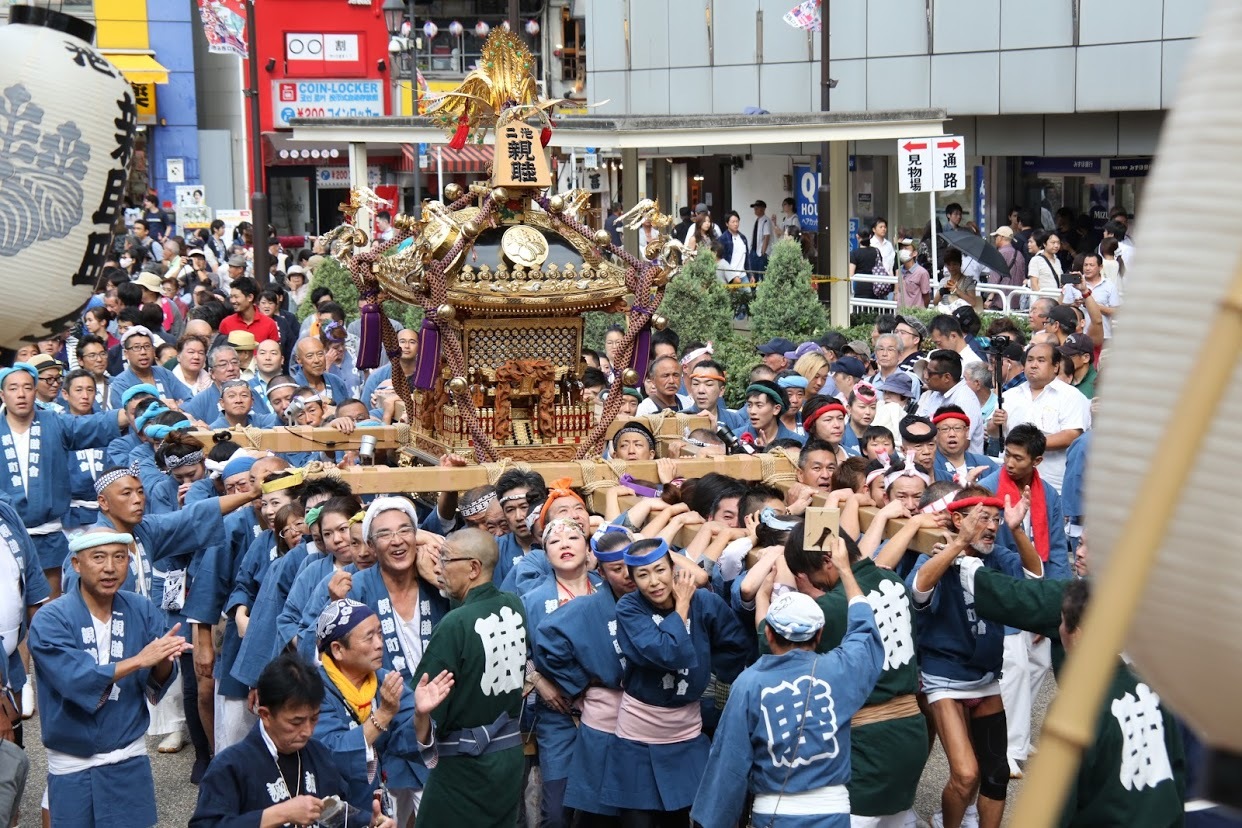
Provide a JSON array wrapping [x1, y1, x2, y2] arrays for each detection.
[[1084, 277, 1120, 339], [871, 236, 895, 274], [11, 429, 31, 492], [394, 607, 425, 668], [1002, 378, 1092, 492], [636, 393, 692, 416], [752, 214, 774, 256], [0, 541, 22, 657]]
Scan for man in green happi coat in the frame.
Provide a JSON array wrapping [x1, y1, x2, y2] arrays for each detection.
[[415, 528, 529, 828]]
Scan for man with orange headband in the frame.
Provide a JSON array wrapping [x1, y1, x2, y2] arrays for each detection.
[[499, 480, 595, 596], [684, 360, 746, 431], [906, 486, 1043, 828]]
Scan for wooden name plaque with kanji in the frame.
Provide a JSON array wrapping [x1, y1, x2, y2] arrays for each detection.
[[492, 123, 552, 188]]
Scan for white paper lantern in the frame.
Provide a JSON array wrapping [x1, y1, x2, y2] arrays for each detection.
[[525, 19, 540, 36], [474, 21, 490, 37], [1087, 0, 1242, 779], [448, 20, 463, 37], [0, 6, 136, 347], [422, 21, 438, 40]]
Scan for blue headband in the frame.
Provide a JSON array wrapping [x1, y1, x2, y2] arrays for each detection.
[[68, 531, 134, 554], [623, 538, 670, 568], [143, 419, 192, 440], [759, 507, 798, 532], [591, 524, 632, 562], [134, 403, 171, 434], [121, 383, 160, 407], [221, 454, 257, 479], [0, 363, 37, 389]]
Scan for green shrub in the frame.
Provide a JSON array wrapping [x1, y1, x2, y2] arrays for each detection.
[[657, 249, 735, 346], [299, 257, 424, 332], [749, 238, 828, 344]]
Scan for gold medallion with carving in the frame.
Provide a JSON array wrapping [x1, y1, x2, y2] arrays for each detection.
[[501, 225, 550, 269]]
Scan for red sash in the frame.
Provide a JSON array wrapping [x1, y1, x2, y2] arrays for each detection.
[[996, 467, 1049, 560]]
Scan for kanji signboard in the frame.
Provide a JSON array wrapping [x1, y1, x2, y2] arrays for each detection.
[[897, 135, 966, 194], [492, 123, 551, 188]]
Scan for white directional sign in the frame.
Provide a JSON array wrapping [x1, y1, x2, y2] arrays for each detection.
[[932, 135, 966, 192], [897, 138, 931, 194], [897, 135, 966, 193]]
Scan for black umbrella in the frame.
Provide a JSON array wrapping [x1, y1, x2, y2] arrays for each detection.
[[938, 229, 1011, 276]]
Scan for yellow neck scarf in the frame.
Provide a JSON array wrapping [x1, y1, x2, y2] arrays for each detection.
[[321, 652, 377, 722]]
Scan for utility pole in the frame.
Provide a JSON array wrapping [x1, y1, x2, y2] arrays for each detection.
[[815, 8, 830, 307], [245, 0, 269, 288]]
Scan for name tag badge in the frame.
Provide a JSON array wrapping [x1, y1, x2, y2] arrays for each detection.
[[108, 684, 121, 702]]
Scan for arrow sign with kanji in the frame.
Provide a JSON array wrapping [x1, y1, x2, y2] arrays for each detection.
[[897, 136, 933, 194], [932, 135, 966, 192]]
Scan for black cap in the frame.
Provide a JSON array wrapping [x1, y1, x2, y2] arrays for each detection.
[[749, 200, 767, 208], [1048, 304, 1079, 331], [1059, 332, 1094, 357], [679, 206, 691, 218]]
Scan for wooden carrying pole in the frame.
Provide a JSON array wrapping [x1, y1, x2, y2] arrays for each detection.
[[1011, 267, 1242, 825], [188, 425, 408, 454]]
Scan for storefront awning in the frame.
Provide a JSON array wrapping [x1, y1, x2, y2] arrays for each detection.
[[103, 53, 170, 85], [396, 143, 493, 174]]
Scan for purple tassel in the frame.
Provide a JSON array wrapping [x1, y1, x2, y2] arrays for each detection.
[[356, 303, 383, 370], [632, 324, 652, 385], [413, 319, 442, 391]]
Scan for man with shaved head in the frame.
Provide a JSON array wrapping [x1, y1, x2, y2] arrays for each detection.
[[415, 528, 528, 827]]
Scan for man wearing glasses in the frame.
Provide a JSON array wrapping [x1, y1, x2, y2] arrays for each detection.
[[74, 335, 113, 411], [333, 498, 450, 822], [416, 527, 528, 828], [28, 355, 66, 414], [183, 345, 244, 424], [916, 350, 985, 454], [108, 326, 191, 410]]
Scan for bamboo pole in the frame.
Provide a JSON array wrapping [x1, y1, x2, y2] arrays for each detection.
[[1011, 268, 1242, 825]]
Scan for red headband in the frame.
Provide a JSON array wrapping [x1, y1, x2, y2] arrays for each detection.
[[932, 412, 971, 427], [946, 496, 1004, 512], [804, 403, 847, 430]]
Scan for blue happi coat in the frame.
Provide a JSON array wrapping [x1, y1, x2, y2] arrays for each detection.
[[216, 526, 274, 698], [29, 587, 177, 828], [691, 600, 884, 828], [65, 447, 105, 530], [314, 665, 425, 809], [276, 550, 339, 650], [907, 545, 1025, 683], [109, 365, 191, 410], [0, 409, 120, 569], [346, 566, 449, 681], [934, 449, 998, 484], [229, 540, 309, 688], [191, 722, 369, 828], [500, 547, 552, 596], [0, 496, 50, 694], [105, 431, 141, 468], [534, 585, 627, 816], [599, 587, 751, 812], [520, 573, 603, 783]]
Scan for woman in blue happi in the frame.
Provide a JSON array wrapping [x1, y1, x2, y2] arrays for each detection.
[[599, 538, 751, 823], [280, 494, 367, 656], [534, 525, 636, 821], [0, 362, 126, 594], [29, 529, 190, 828], [313, 599, 428, 822], [692, 544, 885, 828], [520, 517, 604, 827]]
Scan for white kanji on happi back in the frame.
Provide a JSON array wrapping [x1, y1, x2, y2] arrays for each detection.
[[474, 606, 526, 695], [759, 675, 839, 769], [1111, 682, 1175, 792], [866, 580, 915, 671]]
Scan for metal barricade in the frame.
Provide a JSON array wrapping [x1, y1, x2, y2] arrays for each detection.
[[847, 273, 899, 314]]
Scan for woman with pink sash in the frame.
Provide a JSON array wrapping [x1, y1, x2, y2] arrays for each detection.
[[598, 538, 751, 827], [534, 526, 637, 823], [520, 519, 603, 828]]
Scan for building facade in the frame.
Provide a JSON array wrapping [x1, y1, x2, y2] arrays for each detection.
[[581, 0, 1208, 236]]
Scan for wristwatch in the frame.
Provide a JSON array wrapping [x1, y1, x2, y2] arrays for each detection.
[[1081, 288, 1093, 298]]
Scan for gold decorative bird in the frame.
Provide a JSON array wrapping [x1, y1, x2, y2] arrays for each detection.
[[427, 29, 567, 149]]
